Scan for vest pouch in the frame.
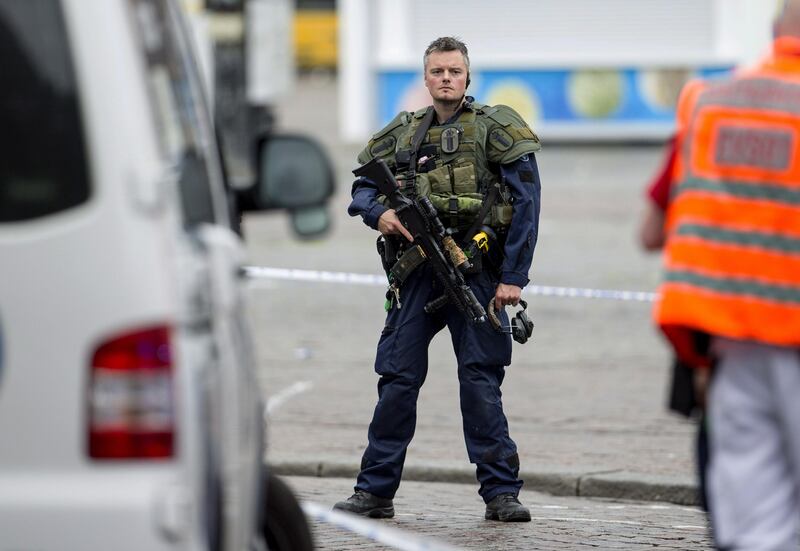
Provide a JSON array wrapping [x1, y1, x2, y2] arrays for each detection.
[[491, 204, 513, 227], [413, 172, 432, 198], [452, 164, 478, 195], [427, 165, 452, 195], [458, 192, 484, 214], [429, 193, 484, 227]]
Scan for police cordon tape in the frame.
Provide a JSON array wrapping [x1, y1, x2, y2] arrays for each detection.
[[243, 266, 658, 303], [301, 501, 464, 551]]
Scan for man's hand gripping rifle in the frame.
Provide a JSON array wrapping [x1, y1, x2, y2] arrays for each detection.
[[354, 158, 487, 324]]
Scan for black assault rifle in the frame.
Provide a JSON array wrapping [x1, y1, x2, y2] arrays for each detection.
[[354, 157, 487, 324]]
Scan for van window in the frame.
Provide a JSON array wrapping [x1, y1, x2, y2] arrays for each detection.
[[131, 0, 220, 229], [0, 0, 90, 222]]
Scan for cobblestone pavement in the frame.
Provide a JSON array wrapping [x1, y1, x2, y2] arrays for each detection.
[[285, 475, 713, 550]]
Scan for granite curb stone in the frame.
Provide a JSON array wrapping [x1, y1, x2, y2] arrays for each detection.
[[268, 459, 699, 506]]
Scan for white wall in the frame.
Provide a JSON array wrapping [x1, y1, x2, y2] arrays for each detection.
[[339, 0, 782, 143]]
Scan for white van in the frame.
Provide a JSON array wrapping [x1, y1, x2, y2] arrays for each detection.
[[0, 1, 331, 549]]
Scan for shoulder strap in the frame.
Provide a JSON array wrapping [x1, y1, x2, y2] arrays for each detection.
[[409, 105, 436, 193], [409, 107, 436, 169], [480, 105, 499, 118], [468, 100, 487, 112]]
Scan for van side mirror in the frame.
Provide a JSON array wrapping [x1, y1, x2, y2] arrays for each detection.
[[239, 134, 334, 238]]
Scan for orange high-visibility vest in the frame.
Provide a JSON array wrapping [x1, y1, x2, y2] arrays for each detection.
[[656, 38, 800, 362]]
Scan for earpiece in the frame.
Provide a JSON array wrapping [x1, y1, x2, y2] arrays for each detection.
[[486, 299, 534, 344], [510, 300, 534, 344]]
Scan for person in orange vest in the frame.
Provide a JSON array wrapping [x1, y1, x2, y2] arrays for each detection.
[[640, 136, 713, 514], [639, 136, 677, 253], [655, 1, 800, 547]]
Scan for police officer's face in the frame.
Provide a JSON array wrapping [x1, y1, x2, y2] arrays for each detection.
[[424, 50, 468, 102]]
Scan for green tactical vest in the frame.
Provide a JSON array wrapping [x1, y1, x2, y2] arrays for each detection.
[[357, 100, 541, 231]]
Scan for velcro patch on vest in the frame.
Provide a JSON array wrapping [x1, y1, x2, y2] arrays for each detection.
[[715, 126, 792, 171], [441, 127, 460, 154], [370, 135, 397, 157], [489, 128, 514, 151]]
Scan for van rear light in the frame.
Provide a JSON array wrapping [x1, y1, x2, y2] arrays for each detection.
[[88, 325, 175, 459]]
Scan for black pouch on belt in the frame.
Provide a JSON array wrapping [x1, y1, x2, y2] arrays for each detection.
[[376, 235, 396, 277], [389, 245, 427, 286]]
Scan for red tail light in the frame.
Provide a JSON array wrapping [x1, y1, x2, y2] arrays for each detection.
[[88, 325, 175, 459]]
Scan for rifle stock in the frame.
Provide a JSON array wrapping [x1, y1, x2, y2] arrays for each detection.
[[353, 158, 487, 324]]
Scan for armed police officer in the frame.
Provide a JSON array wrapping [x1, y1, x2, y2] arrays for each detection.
[[334, 37, 542, 522]]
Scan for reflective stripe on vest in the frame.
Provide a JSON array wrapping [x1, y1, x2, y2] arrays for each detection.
[[656, 70, 800, 347]]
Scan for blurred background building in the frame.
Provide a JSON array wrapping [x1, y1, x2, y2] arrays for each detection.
[[338, 0, 781, 143], [294, 0, 337, 71], [183, 0, 781, 144]]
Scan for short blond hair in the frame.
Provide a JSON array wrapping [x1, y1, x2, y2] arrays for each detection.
[[423, 37, 470, 70]]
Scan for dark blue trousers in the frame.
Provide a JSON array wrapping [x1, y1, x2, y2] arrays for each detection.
[[356, 264, 523, 503]]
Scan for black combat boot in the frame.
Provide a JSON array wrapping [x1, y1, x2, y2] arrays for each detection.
[[333, 489, 395, 518], [484, 493, 531, 522]]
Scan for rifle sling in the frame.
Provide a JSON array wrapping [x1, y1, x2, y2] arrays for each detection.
[[461, 182, 501, 245], [387, 108, 435, 287], [409, 107, 435, 171]]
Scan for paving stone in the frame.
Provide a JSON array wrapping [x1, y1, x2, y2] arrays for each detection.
[[286, 475, 712, 550]]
